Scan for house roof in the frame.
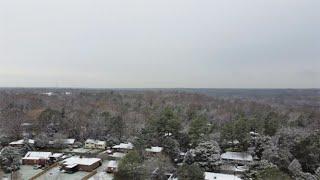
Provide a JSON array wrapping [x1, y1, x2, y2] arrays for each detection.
[[227, 140, 240, 145], [63, 139, 75, 145], [85, 139, 95, 143], [145, 146, 163, 153], [49, 139, 75, 145], [205, 172, 241, 180], [85, 139, 105, 145], [107, 160, 118, 168], [50, 153, 64, 158], [65, 164, 78, 169], [9, 139, 34, 145], [221, 152, 253, 162], [62, 157, 101, 166], [112, 142, 133, 150], [23, 151, 52, 159]]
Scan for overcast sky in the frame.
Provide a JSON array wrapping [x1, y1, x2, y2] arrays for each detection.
[[0, 0, 319, 88]]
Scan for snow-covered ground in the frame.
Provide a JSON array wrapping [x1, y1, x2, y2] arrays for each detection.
[[89, 160, 114, 180], [36, 166, 89, 180]]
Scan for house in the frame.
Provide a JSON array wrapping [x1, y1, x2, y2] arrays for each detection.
[[221, 152, 253, 165], [22, 151, 52, 165], [145, 146, 163, 156], [106, 160, 118, 173], [9, 139, 34, 147], [61, 156, 102, 172], [84, 139, 106, 149], [95, 141, 107, 149], [112, 142, 133, 152], [85, 139, 96, 149], [205, 172, 241, 180], [227, 140, 240, 145]]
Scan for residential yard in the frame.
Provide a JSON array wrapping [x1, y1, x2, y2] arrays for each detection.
[[0, 165, 43, 180], [89, 160, 114, 180], [20, 165, 43, 180], [35, 166, 90, 180]]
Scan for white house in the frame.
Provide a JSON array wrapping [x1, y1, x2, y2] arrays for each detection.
[[84, 139, 106, 149], [95, 141, 107, 149]]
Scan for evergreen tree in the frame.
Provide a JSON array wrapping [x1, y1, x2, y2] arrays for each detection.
[[115, 151, 146, 180], [188, 115, 208, 146], [177, 163, 204, 180]]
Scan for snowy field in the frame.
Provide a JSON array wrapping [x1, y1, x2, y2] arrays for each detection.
[[35, 166, 89, 180]]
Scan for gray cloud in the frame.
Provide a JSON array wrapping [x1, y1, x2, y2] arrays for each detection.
[[0, 0, 319, 88]]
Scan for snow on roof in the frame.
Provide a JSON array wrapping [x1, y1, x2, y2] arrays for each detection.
[[205, 172, 241, 180], [227, 140, 240, 145], [24, 151, 52, 159], [50, 153, 64, 158], [62, 157, 101, 166], [107, 161, 118, 168], [145, 146, 163, 153], [85, 139, 105, 145], [49, 139, 75, 145], [63, 139, 75, 145], [10, 139, 34, 145], [85, 139, 95, 143], [42, 92, 53, 96], [21, 123, 32, 126], [250, 131, 259, 136], [65, 164, 78, 169], [221, 152, 253, 162], [112, 142, 133, 149]]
